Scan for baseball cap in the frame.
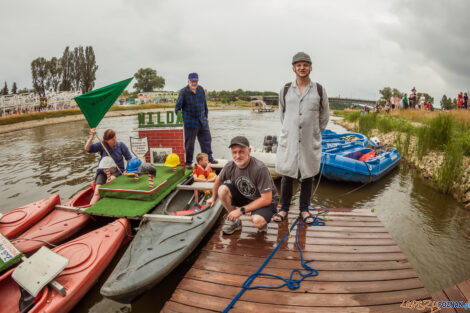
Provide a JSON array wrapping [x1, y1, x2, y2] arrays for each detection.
[[228, 136, 250, 148], [188, 72, 199, 81], [292, 52, 312, 65]]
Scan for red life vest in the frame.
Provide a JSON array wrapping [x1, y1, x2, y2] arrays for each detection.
[[359, 151, 376, 161]]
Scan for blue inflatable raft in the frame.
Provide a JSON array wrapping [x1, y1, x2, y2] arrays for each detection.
[[321, 144, 401, 183], [321, 129, 369, 149]]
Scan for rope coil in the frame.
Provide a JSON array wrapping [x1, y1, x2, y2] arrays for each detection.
[[222, 206, 328, 313]]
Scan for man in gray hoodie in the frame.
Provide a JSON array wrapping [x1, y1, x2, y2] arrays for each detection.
[[273, 52, 330, 224]]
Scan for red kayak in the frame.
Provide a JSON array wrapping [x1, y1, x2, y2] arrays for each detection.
[[0, 194, 60, 239], [12, 187, 93, 255], [0, 218, 130, 313]]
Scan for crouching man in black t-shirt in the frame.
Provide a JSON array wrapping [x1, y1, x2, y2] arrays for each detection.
[[206, 136, 279, 235]]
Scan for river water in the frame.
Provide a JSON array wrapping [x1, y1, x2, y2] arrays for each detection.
[[1, 110, 469, 312]]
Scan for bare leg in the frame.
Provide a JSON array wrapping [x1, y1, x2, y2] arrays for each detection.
[[194, 189, 199, 204], [252, 214, 267, 229], [90, 184, 101, 205], [218, 185, 236, 213]]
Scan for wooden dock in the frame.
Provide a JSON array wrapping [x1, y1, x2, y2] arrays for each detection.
[[162, 207, 433, 312], [432, 278, 470, 313]]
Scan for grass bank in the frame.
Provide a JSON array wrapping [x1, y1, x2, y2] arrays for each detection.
[[334, 109, 470, 207]]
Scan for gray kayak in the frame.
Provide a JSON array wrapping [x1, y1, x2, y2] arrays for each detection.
[[100, 180, 223, 303]]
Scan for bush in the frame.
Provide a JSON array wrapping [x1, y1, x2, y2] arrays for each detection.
[[357, 113, 377, 137]]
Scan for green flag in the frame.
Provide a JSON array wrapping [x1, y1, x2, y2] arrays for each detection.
[[74, 77, 133, 128]]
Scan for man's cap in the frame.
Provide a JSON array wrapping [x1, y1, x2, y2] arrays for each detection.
[[188, 72, 199, 81], [228, 136, 250, 148], [292, 52, 312, 65]]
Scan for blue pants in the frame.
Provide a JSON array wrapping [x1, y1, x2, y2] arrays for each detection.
[[184, 123, 214, 164]]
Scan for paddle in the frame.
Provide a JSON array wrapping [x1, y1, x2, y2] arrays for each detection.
[[74, 78, 133, 174]]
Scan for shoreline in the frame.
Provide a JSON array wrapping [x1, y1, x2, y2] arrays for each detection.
[[333, 118, 470, 210], [0, 105, 251, 134]]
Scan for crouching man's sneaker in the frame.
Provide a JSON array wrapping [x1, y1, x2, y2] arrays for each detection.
[[222, 218, 242, 235]]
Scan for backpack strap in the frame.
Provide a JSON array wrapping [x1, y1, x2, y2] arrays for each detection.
[[283, 82, 324, 113], [282, 82, 292, 114], [316, 83, 323, 112]]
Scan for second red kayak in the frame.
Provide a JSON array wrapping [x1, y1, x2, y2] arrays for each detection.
[[0, 194, 60, 239], [12, 187, 93, 255], [0, 218, 131, 313]]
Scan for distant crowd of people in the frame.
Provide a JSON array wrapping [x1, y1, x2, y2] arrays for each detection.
[[363, 87, 469, 114], [0, 104, 77, 118], [458, 92, 469, 109]]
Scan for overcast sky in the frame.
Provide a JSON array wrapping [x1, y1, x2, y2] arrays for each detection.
[[1, 0, 469, 102]]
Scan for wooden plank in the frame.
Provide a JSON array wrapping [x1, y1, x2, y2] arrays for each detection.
[[221, 223, 388, 233], [142, 213, 193, 223], [239, 217, 384, 227], [205, 240, 402, 254], [210, 231, 397, 246], [55, 204, 87, 213], [432, 290, 458, 313], [162, 301, 217, 313], [177, 182, 214, 190], [191, 261, 419, 281], [442, 286, 468, 313], [456, 279, 470, 300], [197, 250, 413, 271], [237, 225, 393, 239], [178, 278, 430, 307], [186, 268, 423, 293], [170, 289, 430, 313], [202, 246, 408, 261]]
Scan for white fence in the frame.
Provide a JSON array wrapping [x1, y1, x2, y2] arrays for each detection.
[[0, 91, 80, 116]]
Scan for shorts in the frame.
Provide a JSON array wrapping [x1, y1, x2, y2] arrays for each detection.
[[223, 183, 277, 223]]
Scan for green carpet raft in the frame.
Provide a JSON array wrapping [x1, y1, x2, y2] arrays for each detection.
[[86, 166, 190, 217]]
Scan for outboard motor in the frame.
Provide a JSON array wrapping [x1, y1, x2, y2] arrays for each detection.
[[369, 136, 381, 149], [263, 135, 277, 153]]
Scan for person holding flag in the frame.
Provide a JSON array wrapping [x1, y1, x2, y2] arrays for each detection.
[[85, 128, 132, 204], [74, 77, 134, 204]]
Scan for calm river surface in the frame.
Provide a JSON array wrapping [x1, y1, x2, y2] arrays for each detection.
[[1, 110, 469, 312]]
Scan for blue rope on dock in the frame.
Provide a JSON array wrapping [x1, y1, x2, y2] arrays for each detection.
[[222, 206, 328, 313]]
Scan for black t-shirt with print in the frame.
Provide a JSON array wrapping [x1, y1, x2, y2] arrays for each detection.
[[218, 156, 279, 205]]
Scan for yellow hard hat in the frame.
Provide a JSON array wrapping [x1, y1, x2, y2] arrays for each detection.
[[164, 153, 181, 167]]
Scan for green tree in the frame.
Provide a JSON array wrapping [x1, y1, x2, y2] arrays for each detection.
[[133, 68, 165, 92], [379, 87, 392, 102], [17, 88, 30, 94], [1, 81, 8, 95], [60, 46, 73, 91], [11, 82, 17, 94], [420, 92, 434, 105], [31, 57, 48, 97], [392, 88, 403, 98], [80, 46, 98, 93], [46, 57, 62, 92], [71, 46, 85, 92]]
